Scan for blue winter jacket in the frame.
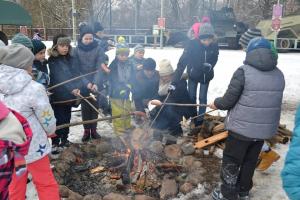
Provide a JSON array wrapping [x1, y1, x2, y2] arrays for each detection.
[[281, 106, 300, 200]]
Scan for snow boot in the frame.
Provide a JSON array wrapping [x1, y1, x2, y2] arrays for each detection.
[[238, 192, 250, 200], [82, 129, 91, 142], [91, 128, 101, 140], [256, 149, 280, 171], [212, 187, 229, 200]]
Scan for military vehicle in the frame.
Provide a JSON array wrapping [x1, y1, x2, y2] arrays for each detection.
[[209, 7, 248, 49], [165, 7, 248, 49], [257, 15, 300, 51]]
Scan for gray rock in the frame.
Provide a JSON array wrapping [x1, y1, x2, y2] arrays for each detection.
[[164, 144, 182, 160], [181, 143, 195, 155], [135, 195, 156, 200], [59, 185, 71, 198], [103, 193, 131, 200], [186, 171, 205, 186], [179, 182, 194, 194], [83, 194, 102, 200], [181, 156, 195, 170], [160, 179, 178, 199], [96, 141, 112, 154], [68, 191, 84, 200], [149, 141, 164, 154], [162, 134, 178, 145], [59, 149, 77, 164]]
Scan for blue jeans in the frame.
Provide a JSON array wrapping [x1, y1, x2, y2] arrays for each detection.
[[188, 79, 209, 126]]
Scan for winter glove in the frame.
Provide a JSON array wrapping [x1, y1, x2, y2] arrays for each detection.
[[168, 84, 176, 93], [119, 84, 132, 98], [203, 63, 213, 73]]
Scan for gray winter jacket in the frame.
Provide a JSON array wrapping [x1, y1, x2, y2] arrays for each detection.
[[73, 41, 106, 87], [215, 48, 285, 140]]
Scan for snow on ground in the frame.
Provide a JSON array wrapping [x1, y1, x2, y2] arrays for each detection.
[[27, 44, 299, 199]]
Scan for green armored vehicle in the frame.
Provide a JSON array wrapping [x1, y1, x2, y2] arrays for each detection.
[[257, 15, 300, 50]]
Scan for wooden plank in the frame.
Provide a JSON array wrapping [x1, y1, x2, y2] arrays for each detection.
[[194, 131, 228, 149]]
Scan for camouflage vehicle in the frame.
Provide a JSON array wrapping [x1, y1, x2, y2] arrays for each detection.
[[257, 15, 300, 51]]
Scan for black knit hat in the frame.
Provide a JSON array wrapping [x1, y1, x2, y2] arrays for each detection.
[[143, 58, 156, 70], [79, 25, 94, 40], [239, 28, 262, 49], [32, 39, 46, 55], [94, 22, 104, 33]]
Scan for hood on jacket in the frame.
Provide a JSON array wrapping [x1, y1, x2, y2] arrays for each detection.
[[244, 48, 277, 71], [0, 65, 32, 95]]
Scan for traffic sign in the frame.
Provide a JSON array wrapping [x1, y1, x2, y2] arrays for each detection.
[[272, 4, 283, 19], [272, 18, 281, 31], [158, 18, 166, 30]]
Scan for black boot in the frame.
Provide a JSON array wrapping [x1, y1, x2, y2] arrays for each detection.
[[91, 128, 101, 140], [212, 187, 229, 200], [82, 129, 91, 142]]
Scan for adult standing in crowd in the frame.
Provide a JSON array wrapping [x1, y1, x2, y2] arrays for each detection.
[[171, 23, 219, 128]]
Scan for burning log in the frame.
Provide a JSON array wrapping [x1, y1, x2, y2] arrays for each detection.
[[194, 131, 229, 149]]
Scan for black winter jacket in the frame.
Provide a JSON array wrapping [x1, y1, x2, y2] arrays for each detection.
[[48, 54, 82, 103], [172, 39, 219, 84], [157, 79, 197, 119], [133, 70, 159, 111]]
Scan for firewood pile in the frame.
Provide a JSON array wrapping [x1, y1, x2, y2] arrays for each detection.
[[194, 115, 292, 151]]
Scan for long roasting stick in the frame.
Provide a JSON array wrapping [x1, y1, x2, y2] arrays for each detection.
[[51, 95, 94, 105], [56, 114, 133, 130], [161, 102, 209, 107], [47, 70, 100, 91], [77, 94, 101, 115]]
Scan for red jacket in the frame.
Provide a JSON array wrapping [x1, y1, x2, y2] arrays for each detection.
[[0, 101, 32, 199]]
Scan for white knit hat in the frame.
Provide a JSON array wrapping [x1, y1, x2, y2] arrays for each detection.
[[158, 59, 174, 76]]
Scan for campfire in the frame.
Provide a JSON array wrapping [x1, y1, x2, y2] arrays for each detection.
[[51, 115, 292, 200]]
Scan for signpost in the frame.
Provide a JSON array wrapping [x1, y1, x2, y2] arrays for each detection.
[[153, 25, 159, 49], [272, 1, 283, 48], [159, 0, 165, 49]]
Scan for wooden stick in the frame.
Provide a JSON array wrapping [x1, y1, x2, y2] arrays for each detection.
[[47, 70, 100, 91], [162, 102, 209, 107], [51, 96, 94, 105], [194, 131, 229, 149], [56, 114, 133, 130], [190, 109, 217, 120], [78, 94, 101, 115], [278, 127, 292, 137]]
